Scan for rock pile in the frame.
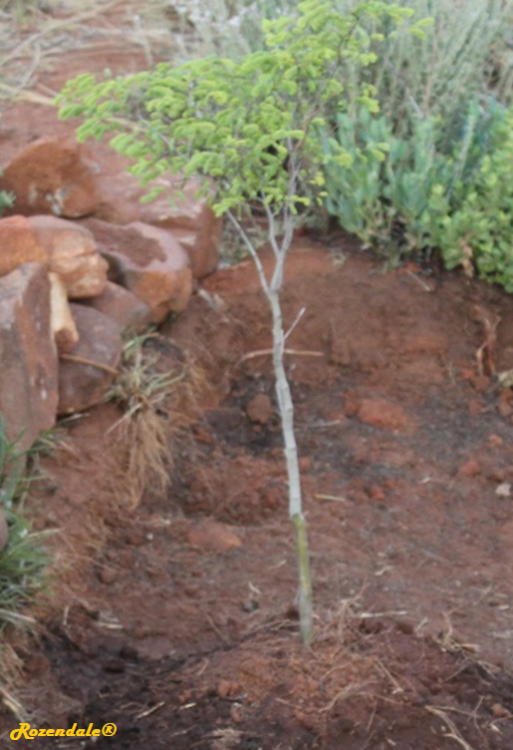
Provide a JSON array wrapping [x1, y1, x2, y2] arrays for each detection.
[[0, 137, 221, 450]]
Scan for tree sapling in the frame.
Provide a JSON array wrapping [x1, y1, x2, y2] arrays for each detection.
[[57, 0, 421, 642]]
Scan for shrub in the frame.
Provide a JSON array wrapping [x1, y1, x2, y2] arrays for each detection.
[[322, 97, 509, 258], [426, 105, 513, 290]]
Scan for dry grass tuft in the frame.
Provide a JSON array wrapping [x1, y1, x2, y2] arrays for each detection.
[[105, 333, 208, 509]]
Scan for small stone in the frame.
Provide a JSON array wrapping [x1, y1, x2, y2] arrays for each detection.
[[230, 704, 244, 723], [457, 459, 482, 478], [298, 456, 312, 472], [246, 393, 273, 425], [98, 565, 118, 585], [186, 520, 242, 553], [357, 398, 416, 433], [217, 680, 241, 699], [498, 400, 513, 418], [472, 375, 490, 393], [495, 482, 512, 498], [492, 703, 510, 718], [368, 484, 385, 502]]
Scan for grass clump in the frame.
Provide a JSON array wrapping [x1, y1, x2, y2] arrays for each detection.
[[0, 418, 48, 633], [105, 333, 191, 508]]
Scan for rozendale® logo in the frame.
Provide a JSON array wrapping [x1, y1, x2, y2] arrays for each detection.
[[10, 722, 117, 739]]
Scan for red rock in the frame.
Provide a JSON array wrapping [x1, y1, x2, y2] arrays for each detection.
[[368, 484, 385, 502], [0, 215, 46, 275], [246, 393, 273, 424], [93, 162, 220, 279], [471, 375, 490, 393], [0, 263, 58, 449], [98, 565, 118, 585], [498, 400, 513, 418], [489, 434, 504, 447], [0, 215, 107, 299], [82, 218, 193, 322], [298, 456, 312, 472], [28, 215, 108, 298], [80, 281, 152, 334], [217, 680, 241, 698], [0, 137, 99, 218], [57, 305, 122, 415], [186, 520, 242, 553], [357, 398, 416, 433], [457, 459, 482, 478], [139, 177, 221, 279]]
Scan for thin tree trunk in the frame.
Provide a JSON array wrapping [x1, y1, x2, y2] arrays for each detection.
[[269, 291, 313, 643], [226, 209, 314, 643]]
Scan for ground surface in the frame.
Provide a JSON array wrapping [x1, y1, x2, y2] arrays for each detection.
[[1, 3, 513, 749]]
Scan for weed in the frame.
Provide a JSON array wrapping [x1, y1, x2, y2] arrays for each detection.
[[0, 417, 48, 633]]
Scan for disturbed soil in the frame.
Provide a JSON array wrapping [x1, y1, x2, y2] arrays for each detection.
[[2, 3, 513, 749]]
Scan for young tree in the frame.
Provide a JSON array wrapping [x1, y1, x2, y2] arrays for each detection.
[[57, 0, 419, 643]]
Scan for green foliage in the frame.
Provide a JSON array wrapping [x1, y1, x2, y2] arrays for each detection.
[[426, 106, 513, 291], [322, 98, 507, 257], [322, 108, 449, 251], [57, 1, 423, 223], [176, 0, 513, 147], [0, 0, 39, 24], [333, 0, 513, 147], [0, 417, 48, 630], [0, 182, 14, 217]]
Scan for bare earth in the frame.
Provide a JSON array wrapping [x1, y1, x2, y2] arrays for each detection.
[[1, 3, 513, 749]]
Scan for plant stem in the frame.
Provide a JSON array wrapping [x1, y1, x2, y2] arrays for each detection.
[[226, 208, 313, 643], [270, 289, 313, 644]]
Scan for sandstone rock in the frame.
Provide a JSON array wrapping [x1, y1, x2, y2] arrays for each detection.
[[92, 155, 220, 278], [0, 263, 58, 449], [186, 520, 242, 553], [83, 218, 193, 323], [58, 305, 122, 415], [49, 272, 79, 352], [356, 398, 416, 434], [80, 280, 153, 335], [0, 509, 8, 554], [0, 215, 46, 276], [246, 393, 273, 425], [0, 137, 99, 218], [29, 215, 108, 298], [138, 178, 221, 279]]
